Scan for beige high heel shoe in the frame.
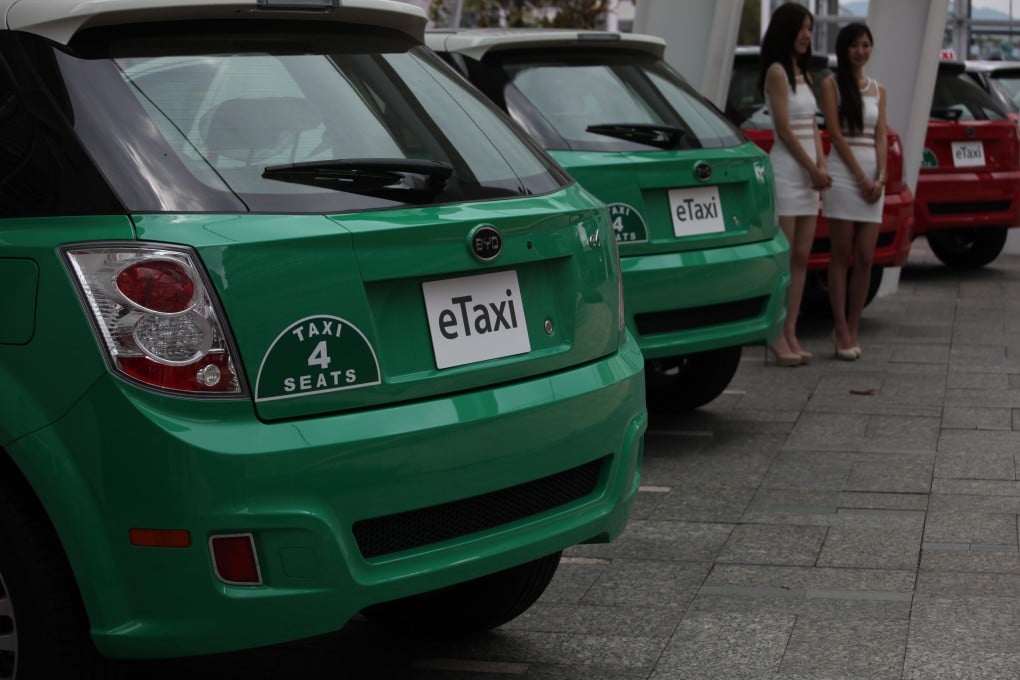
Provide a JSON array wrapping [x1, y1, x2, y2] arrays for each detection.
[[767, 344, 802, 367], [832, 331, 858, 362]]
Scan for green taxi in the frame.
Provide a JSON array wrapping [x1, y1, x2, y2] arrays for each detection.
[[427, 29, 790, 410], [0, 1, 646, 675]]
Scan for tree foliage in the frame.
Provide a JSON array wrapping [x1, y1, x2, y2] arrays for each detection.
[[431, 0, 611, 29]]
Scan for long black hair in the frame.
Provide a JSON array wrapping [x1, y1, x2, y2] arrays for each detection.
[[833, 23, 874, 134], [758, 3, 815, 94]]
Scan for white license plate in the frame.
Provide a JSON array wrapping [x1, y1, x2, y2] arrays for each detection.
[[951, 141, 985, 167], [422, 270, 531, 369], [668, 185, 725, 237]]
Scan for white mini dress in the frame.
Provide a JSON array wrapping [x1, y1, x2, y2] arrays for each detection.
[[766, 64, 820, 217], [822, 76, 884, 223]]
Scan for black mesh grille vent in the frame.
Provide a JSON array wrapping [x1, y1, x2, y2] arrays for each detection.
[[634, 296, 767, 336], [929, 200, 1011, 215], [352, 458, 605, 559]]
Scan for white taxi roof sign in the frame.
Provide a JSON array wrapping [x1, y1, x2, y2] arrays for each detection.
[[425, 28, 665, 62], [1, 0, 426, 45]]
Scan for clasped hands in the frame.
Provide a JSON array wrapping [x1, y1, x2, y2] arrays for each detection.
[[810, 165, 833, 192], [857, 175, 885, 204]]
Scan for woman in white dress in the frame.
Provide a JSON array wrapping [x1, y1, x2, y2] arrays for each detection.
[[760, 3, 831, 367], [820, 23, 887, 361]]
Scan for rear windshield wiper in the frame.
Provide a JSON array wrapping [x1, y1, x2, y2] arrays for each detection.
[[263, 158, 453, 203], [586, 123, 688, 149], [930, 107, 964, 122]]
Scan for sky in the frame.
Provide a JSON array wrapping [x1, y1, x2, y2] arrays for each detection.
[[974, 1, 1014, 15]]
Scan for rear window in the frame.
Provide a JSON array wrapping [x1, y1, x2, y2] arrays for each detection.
[[932, 67, 1007, 121], [51, 22, 570, 214], [725, 54, 829, 129], [488, 48, 744, 152]]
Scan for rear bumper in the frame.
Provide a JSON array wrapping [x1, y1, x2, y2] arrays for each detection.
[[11, 337, 646, 659], [809, 185, 915, 270], [620, 235, 790, 359], [913, 170, 1020, 237]]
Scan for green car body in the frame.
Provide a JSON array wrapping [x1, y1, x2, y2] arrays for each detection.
[[0, 0, 645, 670], [427, 30, 790, 410]]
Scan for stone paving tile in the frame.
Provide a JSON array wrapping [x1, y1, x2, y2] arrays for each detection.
[[928, 493, 1020, 513], [923, 511, 1019, 546], [778, 617, 909, 680], [705, 564, 916, 594], [936, 428, 1020, 455], [648, 611, 793, 680], [505, 602, 680, 638], [921, 547, 1020, 573], [948, 371, 1010, 390], [648, 484, 757, 523], [579, 558, 711, 609], [942, 406, 1013, 430], [761, 458, 852, 490], [904, 594, 1020, 677], [934, 451, 1014, 480], [945, 387, 1017, 408], [916, 570, 1020, 597], [784, 412, 940, 453], [569, 519, 732, 562], [817, 525, 922, 570], [715, 524, 827, 566], [845, 457, 934, 493], [932, 478, 1020, 496]]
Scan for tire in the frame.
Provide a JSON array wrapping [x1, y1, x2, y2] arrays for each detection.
[[0, 458, 106, 680], [926, 227, 1008, 268], [362, 552, 561, 636], [802, 267, 883, 317], [645, 345, 742, 412]]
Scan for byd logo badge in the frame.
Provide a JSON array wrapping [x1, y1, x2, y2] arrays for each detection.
[[469, 225, 502, 261]]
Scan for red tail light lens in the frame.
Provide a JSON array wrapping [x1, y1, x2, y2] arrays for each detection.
[[116, 260, 195, 313], [886, 133, 904, 193], [63, 245, 245, 396]]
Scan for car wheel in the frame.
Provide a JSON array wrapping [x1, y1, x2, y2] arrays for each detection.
[[802, 267, 883, 317], [926, 227, 1008, 268], [362, 552, 561, 635], [646, 346, 742, 412], [0, 459, 104, 680]]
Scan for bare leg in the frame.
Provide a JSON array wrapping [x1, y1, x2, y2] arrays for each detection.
[[781, 213, 818, 356], [847, 220, 880, 348], [827, 218, 855, 351]]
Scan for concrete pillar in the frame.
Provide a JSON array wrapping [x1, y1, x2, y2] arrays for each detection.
[[633, 0, 744, 110], [864, 0, 949, 293]]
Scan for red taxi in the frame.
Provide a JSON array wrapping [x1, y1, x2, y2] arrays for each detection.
[[914, 60, 1020, 267]]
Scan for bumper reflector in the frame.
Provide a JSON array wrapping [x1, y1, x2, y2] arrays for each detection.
[[129, 528, 191, 548], [209, 534, 262, 585]]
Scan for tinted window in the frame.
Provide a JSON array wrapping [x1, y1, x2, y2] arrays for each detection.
[[932, 68, 1006, 121], [988, 72, 1020, 112], [54, 22, 569, 214], [492, 48, 744, 151], [0, 34, 120, 217], [725, 54, 829, 129]]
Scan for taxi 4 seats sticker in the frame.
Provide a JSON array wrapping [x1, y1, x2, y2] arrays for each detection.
[[256, 315, 380, 401], [608, 203, 648, 243]]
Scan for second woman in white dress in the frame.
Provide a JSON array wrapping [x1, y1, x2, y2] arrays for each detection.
[[820, 23, 887, 361]]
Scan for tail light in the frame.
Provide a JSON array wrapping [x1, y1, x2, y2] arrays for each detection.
[[63, 244, 245, 395], [886, 133, 904, 194]]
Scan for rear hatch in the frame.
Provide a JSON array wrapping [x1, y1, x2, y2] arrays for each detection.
[[924, 62, 1020, 177], [469, 44, 780, 249], [135, 192, 620, 422], [56, 18, 624, 421]]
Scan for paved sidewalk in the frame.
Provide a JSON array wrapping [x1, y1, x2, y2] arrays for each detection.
[[125, 242, 1020, 679]]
